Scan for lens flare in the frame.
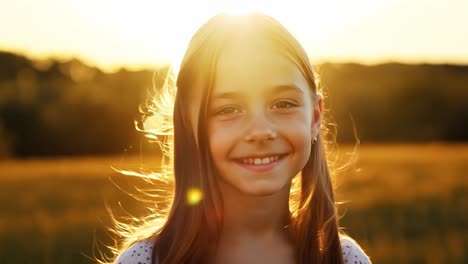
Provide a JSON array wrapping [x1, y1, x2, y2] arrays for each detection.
[[187, 188, 203, 205]]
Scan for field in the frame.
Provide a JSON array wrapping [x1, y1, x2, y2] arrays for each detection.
[[0, 144, 467, 264]]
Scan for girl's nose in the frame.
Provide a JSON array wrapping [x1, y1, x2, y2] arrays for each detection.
[[243, 111, 277, 143]]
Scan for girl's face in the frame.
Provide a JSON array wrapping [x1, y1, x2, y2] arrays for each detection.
[[207, 35, 322, 196]]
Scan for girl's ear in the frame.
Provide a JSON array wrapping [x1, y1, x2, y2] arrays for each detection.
[[311, 93, 323, 139]]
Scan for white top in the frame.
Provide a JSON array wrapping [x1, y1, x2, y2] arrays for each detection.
[[114, 235, 372, 264]]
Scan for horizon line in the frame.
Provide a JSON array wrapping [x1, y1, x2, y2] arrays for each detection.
[[2, 48, 468, 74]]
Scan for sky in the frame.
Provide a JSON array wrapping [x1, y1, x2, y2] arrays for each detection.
[[0, 0, 467, 72]]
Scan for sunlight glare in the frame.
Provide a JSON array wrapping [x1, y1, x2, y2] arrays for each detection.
[[187, 187, 203, 205], [212, 0, 269, 15], [169, 0, 277, 75], [53, 0, 411, 71]]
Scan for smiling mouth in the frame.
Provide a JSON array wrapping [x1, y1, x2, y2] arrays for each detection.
[[234, 154, 288, 165], [233, 154, 287, 172], [240, 155, 279, 165]]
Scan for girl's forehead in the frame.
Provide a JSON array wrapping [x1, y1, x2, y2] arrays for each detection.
[[213, 37, 308, 96]]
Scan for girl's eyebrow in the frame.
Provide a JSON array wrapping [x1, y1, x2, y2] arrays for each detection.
[[272, 84, 304, 95], [213, 84, 304, 100], [212, 91, 243, 100]]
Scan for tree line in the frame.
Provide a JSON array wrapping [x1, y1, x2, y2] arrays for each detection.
[[0, 51, 466, 158]]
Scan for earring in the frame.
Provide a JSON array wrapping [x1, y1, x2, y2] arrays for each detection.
[[313, 135, 318, 144]]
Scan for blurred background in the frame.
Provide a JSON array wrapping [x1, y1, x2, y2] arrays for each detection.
[[0, 0, 467, 263]]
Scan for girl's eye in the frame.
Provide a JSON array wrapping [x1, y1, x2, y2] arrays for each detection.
[[272, 101, 297, 109], [215, 106, 241, 115]]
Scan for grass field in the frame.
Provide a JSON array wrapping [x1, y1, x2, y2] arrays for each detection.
[[0, 144, 467, 264]]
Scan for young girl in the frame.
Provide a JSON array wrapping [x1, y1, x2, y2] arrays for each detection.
[[109, 12, 371, 264]]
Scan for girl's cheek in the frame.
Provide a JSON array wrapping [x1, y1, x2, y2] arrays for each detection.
[[211, 118, 244, 131], [277, 113, 312, 136], [274, 112, 310, 125]]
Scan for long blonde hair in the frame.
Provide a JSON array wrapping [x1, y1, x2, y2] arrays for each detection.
[[103, 12, 345, 264]]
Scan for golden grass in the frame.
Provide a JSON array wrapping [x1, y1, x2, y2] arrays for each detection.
[[333, 143, 468, 208], [0, 143, 466, 263], [0, 153, 161, 181]]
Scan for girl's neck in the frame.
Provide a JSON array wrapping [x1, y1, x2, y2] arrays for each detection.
[[211, 181, 296, 264], [219, 180, 291, 240]]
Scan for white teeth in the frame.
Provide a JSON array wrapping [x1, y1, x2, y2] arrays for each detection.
[[241, 156, 280, 165]]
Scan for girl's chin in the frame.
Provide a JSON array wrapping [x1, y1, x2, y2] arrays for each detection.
[[242, 188, 283, 197], [223, 179, 291, 197]]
